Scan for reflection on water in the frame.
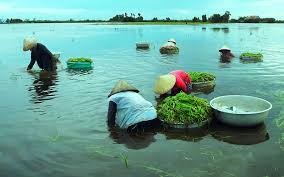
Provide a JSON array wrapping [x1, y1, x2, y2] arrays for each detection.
[[66, 68, 93, 76], [28, 71, 58, 104], [219, 56, 233, 64], [211, 27, 230, 33], [109, 129, 156, 150], [162, 126, 210, 142], [210, 120, 269, 145]]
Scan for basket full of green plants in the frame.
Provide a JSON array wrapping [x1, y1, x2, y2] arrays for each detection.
[[240, 52, 263, 63], [188, 71, 216, 89], [159, 46, 179, 54], [67, 57, 93, 69], [157, 92, 212, 129]]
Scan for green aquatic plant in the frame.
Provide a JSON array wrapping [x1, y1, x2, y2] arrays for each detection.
[[48, 134, 61, 142], [67, 57, 93, 63], [160, 46, 179, 54], [120, 153, 129, 168], [157, 92, 212, 125], [188, 71, 216, 82], [240, 52, 263, 62]]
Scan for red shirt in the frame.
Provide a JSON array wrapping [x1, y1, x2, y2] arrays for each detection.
[[170, 70, 191, 94]]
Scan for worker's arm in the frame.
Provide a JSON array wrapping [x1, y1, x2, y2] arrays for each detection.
[[27, 53, 36, 70], [107, 101, 117, 128]]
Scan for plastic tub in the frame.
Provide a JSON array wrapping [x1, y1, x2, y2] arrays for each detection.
[[67, 62, 93, 69]]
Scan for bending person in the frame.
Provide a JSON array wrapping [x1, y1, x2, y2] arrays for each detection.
[[23, 37, 59, 71], [107, 80, 161, 133], [154, 70, 192, 97]]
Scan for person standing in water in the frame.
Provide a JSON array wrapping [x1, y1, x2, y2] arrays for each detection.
[[219, 45, 235, 61], [23, 37, 59, 71]]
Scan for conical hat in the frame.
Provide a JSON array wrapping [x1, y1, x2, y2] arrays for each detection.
[[168, 38, 176, 44], [154, 74, 176, 94], [108, 80, 139, 97], [219, 45, 231, 52], [23, 37, 37, 51]]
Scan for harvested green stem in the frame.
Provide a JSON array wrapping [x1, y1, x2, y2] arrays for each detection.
[[240, 52, 263, 62], [157, 92, 212, 125], [188, 71, 216, 82], [67, 57, 93, 63], [160, 46, 179, 54]]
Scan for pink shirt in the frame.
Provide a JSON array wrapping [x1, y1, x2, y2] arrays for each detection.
[[170, 70, 191, 93]]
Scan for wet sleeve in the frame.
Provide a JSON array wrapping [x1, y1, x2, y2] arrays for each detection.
[[107, 101, 117, 128], [27, 53, 36, 70]]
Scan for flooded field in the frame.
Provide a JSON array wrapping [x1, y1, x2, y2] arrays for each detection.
[[0, 23, 284, 177]]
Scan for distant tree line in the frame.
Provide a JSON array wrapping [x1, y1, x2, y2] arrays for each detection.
[[109, 13, 143, 22], [230, 16, 277, 23], [1, 11, 283, 24]]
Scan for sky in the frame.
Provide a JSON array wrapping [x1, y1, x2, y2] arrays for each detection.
[[0, 0, 284, 20]]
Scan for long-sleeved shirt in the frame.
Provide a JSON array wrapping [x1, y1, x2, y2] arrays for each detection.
[[27, 43, 54, 71], [170, 70, 191, 94]]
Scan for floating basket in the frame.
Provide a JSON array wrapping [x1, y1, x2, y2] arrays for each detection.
[[157, 93, 212, 130], [160, 46, 179, 54], [240, 53, 263, 63], [188, 72, 216, 90], [66, 58, 93, 69], [136, 42, 150, 49], [192, 79, 216, 90]]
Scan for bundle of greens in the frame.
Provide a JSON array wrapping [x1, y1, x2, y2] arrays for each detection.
[[240, 53, 263, 62], [188, 72, 215, 82], [157, 92, 212, 125], [67, 58, 93, 63], [159, 46, 179, 54]]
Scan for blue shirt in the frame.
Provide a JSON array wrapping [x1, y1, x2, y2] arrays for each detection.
[[108, 91, 157, 129]]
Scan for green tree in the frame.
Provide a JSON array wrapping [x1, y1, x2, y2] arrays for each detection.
[[222, 11, 231, 23], [192, 17, 200, 22], [152, 17, 158, 22], [202, 15, 207, 22], [208, 14, 222, 23]]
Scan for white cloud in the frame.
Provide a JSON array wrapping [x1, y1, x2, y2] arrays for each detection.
[[13, 7, 87, 15], [0, 2, 12, 11]]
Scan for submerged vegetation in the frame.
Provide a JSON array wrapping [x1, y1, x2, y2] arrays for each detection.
[[157, 92, 212, 125], [188, 72, 216, 83]]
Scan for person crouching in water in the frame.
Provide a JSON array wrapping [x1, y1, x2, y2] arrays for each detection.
[[154, 70, 192, 98], [219, 45, 234, 61], [23, 37, 59, 71], [107, 80, 161, 133]]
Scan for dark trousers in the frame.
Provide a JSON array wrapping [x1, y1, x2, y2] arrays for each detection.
[[127, 118, 162, 133]]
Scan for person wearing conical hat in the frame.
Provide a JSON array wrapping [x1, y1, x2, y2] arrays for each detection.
[[162, 38, 177, 48], [23, 37, 59, 71], [154, 70, 192, 97], [219, 45, 234, 61], [107, 80, 161, 133]]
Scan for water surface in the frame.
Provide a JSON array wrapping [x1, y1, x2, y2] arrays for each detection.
[[0, 23, 284, 177]]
